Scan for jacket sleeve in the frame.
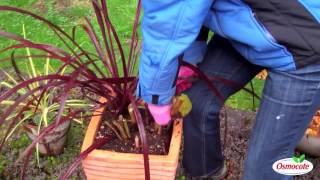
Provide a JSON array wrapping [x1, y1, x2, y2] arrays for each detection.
[[183, 27, 210, 65], [137, 0, 213, 105]]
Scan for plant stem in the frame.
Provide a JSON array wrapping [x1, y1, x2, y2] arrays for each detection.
[[128, 104, 136, 124], [112, 120, 128, 139], [134, 135, 140, 150], [123, 118, 131, 138], [105, 121, 123, 140], [119, 115, 131, 138], [144, 103, 151, 125], [154, 124, 162, 135]]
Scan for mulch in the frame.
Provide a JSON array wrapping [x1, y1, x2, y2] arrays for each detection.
[[219, 107, 319, 180]]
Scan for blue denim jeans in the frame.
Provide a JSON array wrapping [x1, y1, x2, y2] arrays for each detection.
[[183, 36, 320, 180]]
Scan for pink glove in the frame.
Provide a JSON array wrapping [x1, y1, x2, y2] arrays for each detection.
[[176, 66, 197, 94], [148, 104, 172, 125]]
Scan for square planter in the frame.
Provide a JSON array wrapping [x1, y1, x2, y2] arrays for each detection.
[[81, 105, 183, 180]]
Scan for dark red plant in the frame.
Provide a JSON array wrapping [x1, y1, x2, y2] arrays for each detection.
[[0, 0, 150, 179]]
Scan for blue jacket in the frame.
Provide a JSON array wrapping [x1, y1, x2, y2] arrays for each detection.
[[137, 0, 320, 105]]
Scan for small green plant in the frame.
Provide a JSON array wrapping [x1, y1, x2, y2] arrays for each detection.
[[1, 24, 92, 134], [0, 154, 7, 174], [0, 25, 93, 166]]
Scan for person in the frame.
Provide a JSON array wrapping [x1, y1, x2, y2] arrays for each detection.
[[137, 1, 320, 179]]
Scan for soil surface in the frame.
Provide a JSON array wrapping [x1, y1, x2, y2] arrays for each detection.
[[96, 112, 172, 155], [200, 107, 320, 180], [219, 107, 255, 180], [54, 0, 91, 11]]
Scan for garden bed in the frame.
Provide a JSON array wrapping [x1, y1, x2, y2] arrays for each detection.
[[0, 123, 86, 179], [198, 107, 320, 180], [1, 106, 319, 179]]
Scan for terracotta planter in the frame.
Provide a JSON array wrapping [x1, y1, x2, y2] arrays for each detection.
[[81, 105, 183, 180], [24, 120, 71, 155], [296, 111, 320, 157], [297, 135, 320, 157]]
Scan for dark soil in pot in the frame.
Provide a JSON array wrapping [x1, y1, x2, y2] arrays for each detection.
[[95, 108, 172, 155]]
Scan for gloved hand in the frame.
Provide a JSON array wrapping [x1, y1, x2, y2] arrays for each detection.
[[176, 66, 197, 94], [147, 94, 192, 126], [147, 103, 172, 125], [148, 66, 196, 126]]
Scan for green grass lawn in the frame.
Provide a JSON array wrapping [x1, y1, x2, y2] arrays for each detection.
[[0, 0, 138, 70], [226, 79, 264, 111], [0, 0, 265, 110], [0, 0, 88, 69]]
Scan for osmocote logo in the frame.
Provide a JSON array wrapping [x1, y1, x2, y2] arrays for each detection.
[[272, 154, 313, 176]]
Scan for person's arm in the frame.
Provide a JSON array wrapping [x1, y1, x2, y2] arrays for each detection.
[[137, 0, 213, 106]]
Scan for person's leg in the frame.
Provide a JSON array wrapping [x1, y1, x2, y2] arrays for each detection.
[[183, 35, 262, 177], [243, 63, 320, 180]]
